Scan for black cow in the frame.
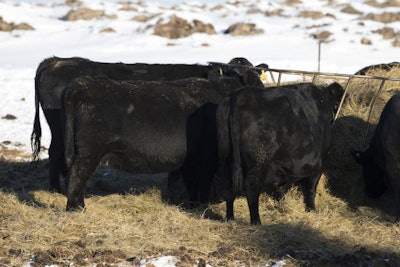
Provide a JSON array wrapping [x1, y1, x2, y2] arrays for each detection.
[[216, 82, 344, 224], [62, 70, 263, 211], [351, 94, 400, 218], [31, 56, 261, 192]]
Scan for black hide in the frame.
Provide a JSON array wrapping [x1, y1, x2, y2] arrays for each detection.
[[216, 82, 344, 224], [351, 94, 400, 218], [62, 73, 263, 211]]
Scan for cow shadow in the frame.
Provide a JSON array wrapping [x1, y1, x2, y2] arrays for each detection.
[[324, 115, 398, 219], [0, 155, 220, 222], [85, 166, 168, 197], [239, 221, 400, 266], [0, 154, 172, 208], [0, 156, 49, 207]]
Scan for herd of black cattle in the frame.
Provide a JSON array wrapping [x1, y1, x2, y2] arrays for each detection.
[[30, 56, 400, 224]]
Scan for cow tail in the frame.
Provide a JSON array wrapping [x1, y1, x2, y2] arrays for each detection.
[[217, 95, 243, 196], [62, 88, 75, 171], [228, 95, 244, 195], [217, 98, 231, 173], [31, 63, 44, 162]]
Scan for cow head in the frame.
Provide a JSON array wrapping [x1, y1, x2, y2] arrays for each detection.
[[241, 69, 264, 87], [327, 82, 344, 113], [211, 57, 254, 79], [350, 148, 386, 198], [227, 58, 269, 78], [209, 58, 265, 87], [228, 57, 253, 67], [208, 65, 263, 88], [226, 59, 267, 87]]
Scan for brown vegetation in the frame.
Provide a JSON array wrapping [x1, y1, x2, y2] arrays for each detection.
[[153, 15, 216, 39], [283, 0, 302, 5], [393, 39, 400, 47], [298, 11, 325, 20], [340, 5, 362, 15], [2, 68, 400, 266], [360, 12, 400, 24], [372, 26, 399, 40], [224, 22, 264, 36], [311, 30, 333, 42], [265, 8, 286, 17], [0, 17, 34, 32], [361, 37, 372, 45], [65, 0, 82, 6], [99, 27, 116, 33], [61, 8, 117, 21], [365, 0, 400, 8], [131, 14, 160, 23]]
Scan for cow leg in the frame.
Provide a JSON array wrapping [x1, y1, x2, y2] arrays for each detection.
[[394, 180, 400, 220], [66, 155, 100, 211], [225, 196, 235, 221], [196, 158, 218, 204], [216, 160, 235, 221], [219, 171, 236, 221], [383, 162, 400, 220], [395, 190, 400, 221], [300, 172, 322, 211], [48, 135, 65, 192], [245, 169, 262, 225], [43, 110, 65, 193], [181, 163, 199, 208], [246, 189, 261, 225], [182, 159, 215, 207], [167, 170, 187, 205]]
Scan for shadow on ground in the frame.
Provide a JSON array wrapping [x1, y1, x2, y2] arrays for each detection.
[[325, 115, 398, 220], [0, 148, 178, 207]]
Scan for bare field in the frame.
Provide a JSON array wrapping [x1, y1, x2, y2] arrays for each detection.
[[2, 68, 400, 266]]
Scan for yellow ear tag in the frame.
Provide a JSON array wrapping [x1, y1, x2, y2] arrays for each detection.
[[260, 69, 268, 81]]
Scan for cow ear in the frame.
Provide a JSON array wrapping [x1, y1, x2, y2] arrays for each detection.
[[350, 148, 364, 164], [208, 68, 223, 80], [328, 82, 344, 97], [255, 63, 269, 75], [243, 70, 264, 87]]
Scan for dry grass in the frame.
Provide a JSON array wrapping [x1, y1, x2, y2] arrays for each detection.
[[2, 67, 400, 266]]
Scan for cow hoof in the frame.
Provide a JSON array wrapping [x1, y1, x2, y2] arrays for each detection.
[[225, 216, 235, 222], [305, 206, 316, 212], [66, 204, 85, 212], [202, 209, 223, 221], [49, 186, 61, 194], [250, 220, 261, 225]]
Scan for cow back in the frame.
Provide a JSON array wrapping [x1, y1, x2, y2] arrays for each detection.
[[36, 57, 211, 110]]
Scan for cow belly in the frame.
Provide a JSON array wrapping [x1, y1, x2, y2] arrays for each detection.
[[104, 152, 185, 173], [271, 138, 323, 179], [104, 132, 188, 173], [243, 122, 323, 183]]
